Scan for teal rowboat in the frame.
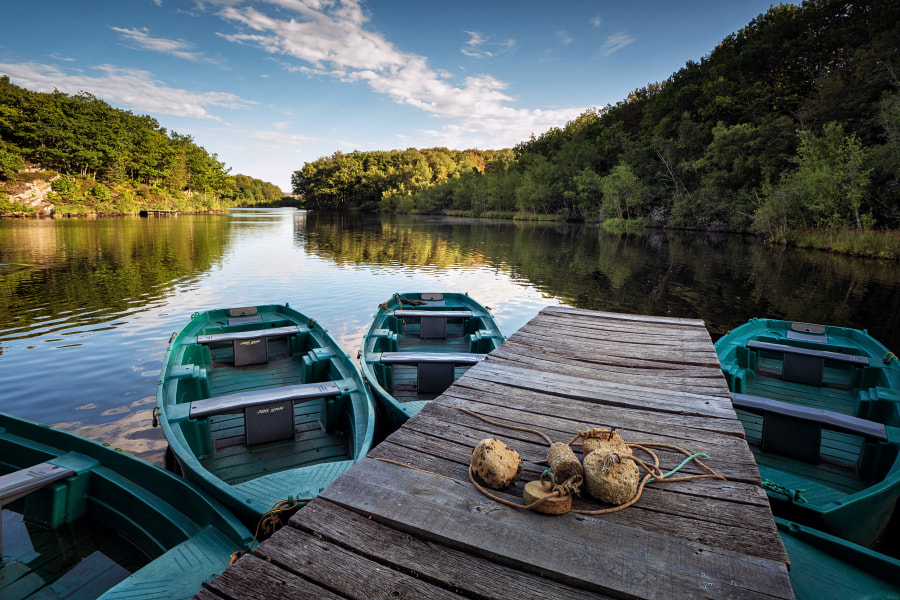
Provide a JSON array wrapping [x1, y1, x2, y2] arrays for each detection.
[[715, 318, 900, 421], [715, 318, 900, 546], [0, 412, 252, 600], [359, 292, 505, 430], [155, 304, 375, 527], [776, 517, 900, 600]]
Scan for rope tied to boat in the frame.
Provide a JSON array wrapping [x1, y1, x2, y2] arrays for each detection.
[[762, 479, 807, 503], [885, 352, 898, 365], [229, 496, 316, 564]]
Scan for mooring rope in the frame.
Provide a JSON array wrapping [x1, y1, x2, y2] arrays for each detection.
[[229, 496, 314, 565], [453, 406, 554, 445]]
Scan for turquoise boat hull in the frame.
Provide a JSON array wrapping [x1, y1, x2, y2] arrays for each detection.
[[777, 517, 900, 600], [359, 292, 505, 431], [156, 303, 375, 527], [715, 318, 900, 546], [0, 412, 252, 600]]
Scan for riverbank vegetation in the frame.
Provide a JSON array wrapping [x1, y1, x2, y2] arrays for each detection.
[[0, 76, 285, 215], [291, 0, 900, 258]]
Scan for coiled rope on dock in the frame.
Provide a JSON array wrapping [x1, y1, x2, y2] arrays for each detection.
[[452, 407, 726, 516]]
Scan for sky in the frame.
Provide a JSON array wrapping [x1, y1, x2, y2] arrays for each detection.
[[0, 1, 785, 193]]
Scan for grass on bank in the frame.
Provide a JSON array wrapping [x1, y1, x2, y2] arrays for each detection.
[[787, 228, 900, 260]]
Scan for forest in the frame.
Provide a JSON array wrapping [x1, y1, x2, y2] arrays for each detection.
[[292, 0, 900, 251], [0, 76, 284, 214]]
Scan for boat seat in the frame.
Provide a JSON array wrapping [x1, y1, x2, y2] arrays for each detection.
[[393, 310, 474, 339], [188, 382, 342, 446], [746, 340, 870, 386], [196, 325, 305, 367], [0, 462, 76, 506], [380, 352, 485, 394], [732, 393, 888, 463]]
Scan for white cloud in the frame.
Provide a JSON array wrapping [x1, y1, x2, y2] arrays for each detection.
[[0, 62, 255, 119], [556, 30, 573, 46], [599, 33, 635, 57], [110, 26, 218, 63], [209, 0, 579, 149], [461, 31, 515, 59], [591, 15, 602, 28]]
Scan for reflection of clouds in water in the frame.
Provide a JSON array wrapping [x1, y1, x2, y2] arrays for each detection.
[[54, 404, 167, 466]]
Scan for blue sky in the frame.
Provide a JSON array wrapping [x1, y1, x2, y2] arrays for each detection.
[[1, 1, 784, 192]]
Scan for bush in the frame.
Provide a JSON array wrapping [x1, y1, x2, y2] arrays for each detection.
[[51, 175, 78, 198]]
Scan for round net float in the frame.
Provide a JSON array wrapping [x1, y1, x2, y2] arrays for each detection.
[[470, 438, 522, 489], [583, 451, 640, 505]]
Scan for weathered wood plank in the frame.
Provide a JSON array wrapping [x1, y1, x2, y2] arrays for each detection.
[[203, 554, 345, 600], [289, 500, 616, 600], [256, 525, 465, 600], [540, 306, 707, 328], [486, 347, 728, 393], [320, 457, 793, 599], [460, 362, 739, 420]]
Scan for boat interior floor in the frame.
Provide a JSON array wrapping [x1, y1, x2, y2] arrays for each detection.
[[199, 352, 351, 486], [746, 370, 859, 417]]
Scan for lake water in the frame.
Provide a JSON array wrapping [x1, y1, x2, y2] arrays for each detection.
[[2, 208, 900, 465]]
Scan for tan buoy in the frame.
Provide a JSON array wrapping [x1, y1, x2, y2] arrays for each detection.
[[470, 438, 522, 489], [582, 429, 631, 457], [523, 479, 572, 514], [583, 451, 640, 505], [547, 442, 582, 481]]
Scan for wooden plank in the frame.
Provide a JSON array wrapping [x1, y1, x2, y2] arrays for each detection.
[[540, 306, 707, 328], [289, 500, 616, 600], [460, 362, 739, 421], [255, 526, 465, 600], [202, 554, 345, 600], [319, 457, 793, 599]]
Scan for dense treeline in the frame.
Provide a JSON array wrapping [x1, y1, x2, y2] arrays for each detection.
[[0, 76, 284, 214], [292, 0, 900, 240], [292, 148, 509, 211]]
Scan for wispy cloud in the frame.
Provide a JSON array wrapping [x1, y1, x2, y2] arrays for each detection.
[[210, 0, 578, 148], [0, 61, 254, 119], [591, 15, 603, 28], [556, 30, 573, 46], [461, 31, 515, 59], [110, 26, 218, 63], [599, 32, 634, 57]]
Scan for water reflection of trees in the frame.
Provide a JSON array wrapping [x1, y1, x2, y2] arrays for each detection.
[[299, 212, 900, 351], [0, 216, 230, 339]]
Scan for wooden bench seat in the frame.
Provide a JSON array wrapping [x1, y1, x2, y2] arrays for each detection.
[[0, 461, 77, 554], [732, 392, 888, 464], [189, 382, 342, 419], [732, 393, 887, 441], [379, 352, 486, 365], [0, 462, 76, 505], [746, 340, 870, 366], [196, 325, 306, 367], [746, 339, 869, 386], [379, 352, 485, 394], [196, 325, 304, 345], [393, 310, 475, 319], [184, 382, 343, 446]]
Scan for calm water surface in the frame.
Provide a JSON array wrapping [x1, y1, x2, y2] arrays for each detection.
[[2, 209, 899, 465]]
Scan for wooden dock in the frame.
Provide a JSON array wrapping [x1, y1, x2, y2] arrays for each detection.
[[196, 307, 794, 600]]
